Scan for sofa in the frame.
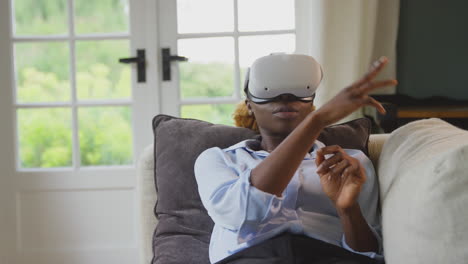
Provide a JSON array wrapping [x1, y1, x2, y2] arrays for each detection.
[[137, 117, 468, 264]]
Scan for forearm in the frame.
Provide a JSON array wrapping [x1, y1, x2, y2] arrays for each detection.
[[337, 203, 378, 252], [250, 112, 326, 196]]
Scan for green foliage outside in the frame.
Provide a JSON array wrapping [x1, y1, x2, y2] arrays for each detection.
[[16, 38, 132, 168], [74, 0, 128, 34], [14, 0, 128, 35], [181, 103, 236, 126], [14, 0, 68, 35], [78, 107, 132, 166], [18, 108, 73, 168], [180, 62, 234, 98], [75, 40, 131, 100], [16, 42, 70, 102], [18, 59, 234, 168], [17, 60, 132, 168], [180, 62, 241, 125]]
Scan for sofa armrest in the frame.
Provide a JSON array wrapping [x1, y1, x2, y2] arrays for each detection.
[[368, 134, 389, 170], [136, 144, 158, 264]]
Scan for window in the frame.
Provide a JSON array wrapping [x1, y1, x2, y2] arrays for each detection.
[[12, 0, 134, 169], [173, 0, 297, 125]]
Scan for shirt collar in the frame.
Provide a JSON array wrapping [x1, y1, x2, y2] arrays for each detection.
[[224, 139, 325, 160]]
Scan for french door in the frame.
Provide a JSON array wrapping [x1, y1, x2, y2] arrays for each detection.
[[0, 0, 158, 263], [158, 0, 314, 125]]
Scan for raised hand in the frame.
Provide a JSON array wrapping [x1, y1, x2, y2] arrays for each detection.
[[315, 57, 398, 127], [315, 145, 366, 209]]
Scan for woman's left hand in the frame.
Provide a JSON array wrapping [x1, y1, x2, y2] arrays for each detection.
[[315, 145, 366, 210]]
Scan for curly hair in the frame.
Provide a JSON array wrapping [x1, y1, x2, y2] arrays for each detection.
[[232, 101, 315, 133], [233, 101, 260, 132]]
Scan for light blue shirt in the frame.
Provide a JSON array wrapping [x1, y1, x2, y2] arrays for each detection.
[[194, 139, 383, 263]]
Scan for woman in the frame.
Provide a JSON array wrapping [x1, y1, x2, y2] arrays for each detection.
[[195, 54, 397, 264]]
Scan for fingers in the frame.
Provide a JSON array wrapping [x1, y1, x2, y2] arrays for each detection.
[[315, 145, 342, 167], [344, 162, 360, 177], [316, 145, 349, 174], [358, 79, 398, 94], [320, 158, 361, 183], [316, 145, 362, 177], [365, 96, 386, 114], [349, 56, 398, 97], [317, 152, 344, 174], [317, 145, 343, 155], [315, 148, 325, 167], [353, 56, 389, 88], [349, 79, 397, 115], [329, 159, 349, 177]]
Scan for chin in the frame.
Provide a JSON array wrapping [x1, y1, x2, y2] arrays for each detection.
[[258, 115, 307, 137], [276, 122, 301, 137]]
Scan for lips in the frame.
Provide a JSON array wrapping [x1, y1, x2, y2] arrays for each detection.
[[272, 106, 298, 114], [272, 106, 299, 119]]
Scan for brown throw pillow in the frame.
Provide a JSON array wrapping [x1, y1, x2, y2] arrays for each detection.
[[151, 115, 371, 264]]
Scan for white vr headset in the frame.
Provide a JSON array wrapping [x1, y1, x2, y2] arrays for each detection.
[[244, 53, 323, 104]]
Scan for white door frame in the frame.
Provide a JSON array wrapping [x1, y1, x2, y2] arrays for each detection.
[[158, 0, 180, 116], [0, 1, 18, 262], [132, 0, 161, 155]]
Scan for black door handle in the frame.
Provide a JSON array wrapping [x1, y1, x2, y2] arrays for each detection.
[[162, 48, 188, 81], [119, 49, 146, 82]]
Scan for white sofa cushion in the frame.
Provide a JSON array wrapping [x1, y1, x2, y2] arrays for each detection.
[[137, 144, 157, 264], [378, 118, 468, 264]]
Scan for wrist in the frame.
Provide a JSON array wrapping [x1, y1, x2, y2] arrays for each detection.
[[309, 111, 329, 129], [336, 202, 361, 218]]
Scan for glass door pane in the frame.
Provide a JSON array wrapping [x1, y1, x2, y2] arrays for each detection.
[[13, 0, 68, 35], [181, 104, 236, 125], [18, 108, 72, 168], [177, 0, 234, 33], [76, 40, 131, 100], [178, 37, 235, 99], [237, 0, 295, 32], [14, 42, 70, 103], [78, 106, 133, 166], [74, 0, 129, 34], [12, 0, 134, 169]]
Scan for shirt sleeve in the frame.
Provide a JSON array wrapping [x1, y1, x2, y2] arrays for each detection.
[[194, 147, 282, 232], [341, 227, 384, 262], [340, 149, 384, 262]]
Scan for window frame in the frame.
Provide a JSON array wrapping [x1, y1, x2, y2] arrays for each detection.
[[10, 0, 138, 171]]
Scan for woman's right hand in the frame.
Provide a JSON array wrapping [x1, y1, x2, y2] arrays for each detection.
[[314, 57, 398, 127]]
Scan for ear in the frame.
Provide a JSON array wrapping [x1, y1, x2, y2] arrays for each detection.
[[245, 99, 252, 111], [309, 95, 316, 112]]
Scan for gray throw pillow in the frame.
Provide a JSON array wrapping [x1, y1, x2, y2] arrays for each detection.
[[151, 114, 371, 264]]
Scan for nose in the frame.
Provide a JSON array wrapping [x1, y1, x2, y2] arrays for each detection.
[[276, 94, 297, 102]]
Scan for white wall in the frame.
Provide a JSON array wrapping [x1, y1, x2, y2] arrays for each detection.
[[0, 0, 16, 262]]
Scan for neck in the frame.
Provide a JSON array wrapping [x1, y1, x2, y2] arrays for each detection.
[[260, 133, 288, 152]]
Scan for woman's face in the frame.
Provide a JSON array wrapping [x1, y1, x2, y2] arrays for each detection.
[[247, 94, 314, 138]]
